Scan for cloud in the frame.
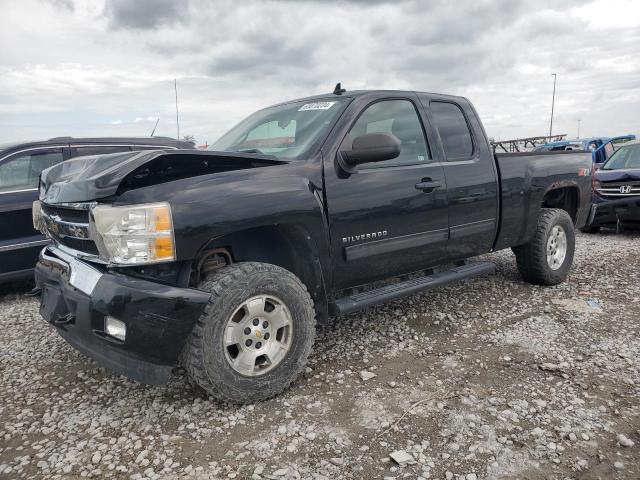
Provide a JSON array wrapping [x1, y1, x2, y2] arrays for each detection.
[[104, 0, 189, 29], [40, 0, 75, 11], [0, 0, 639, 144]]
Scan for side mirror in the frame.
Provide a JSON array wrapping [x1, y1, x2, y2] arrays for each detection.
[[340, 133, 400, 167]]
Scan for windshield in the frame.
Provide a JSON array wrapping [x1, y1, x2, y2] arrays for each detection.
[[210, 98, 349, 160], [601, 144, 640, 170]]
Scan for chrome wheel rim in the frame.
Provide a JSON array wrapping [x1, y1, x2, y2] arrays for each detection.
[[223, 295, 293, 377], [546, 225, 567, 270]]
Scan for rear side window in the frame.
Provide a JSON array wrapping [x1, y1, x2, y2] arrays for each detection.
[[0, 149, 64, 193], [430, 101, 474, 160], [74, 146, 131, 156]]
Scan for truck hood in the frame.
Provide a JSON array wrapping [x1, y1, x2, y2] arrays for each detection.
[[40, 149, 286, 204], [595, 168, 640, 183]]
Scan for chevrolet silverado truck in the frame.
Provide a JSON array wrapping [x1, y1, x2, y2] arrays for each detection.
[[33, 88, 593, 403]]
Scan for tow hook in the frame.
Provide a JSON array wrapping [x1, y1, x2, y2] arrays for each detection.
[[25, 287, 42, 297], [54, 312, 76, 325]]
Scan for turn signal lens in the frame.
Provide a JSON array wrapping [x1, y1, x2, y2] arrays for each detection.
[[153, 236, 174, 260], [154, 206, 172, 232]]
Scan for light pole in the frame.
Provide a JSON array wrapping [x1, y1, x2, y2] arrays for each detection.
[[549, 73, 557, 138], [577, 118, 581, 138]]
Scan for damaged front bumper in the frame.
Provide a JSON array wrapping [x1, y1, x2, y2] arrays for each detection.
[[35, 245, 210, 384], [586, 195, 640, 228]]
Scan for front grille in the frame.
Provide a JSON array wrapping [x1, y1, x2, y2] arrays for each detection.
[[596, 180, 640, 197], [41, 202, 99, 256], [41, 204, 90, 223], [58, 237, 100, 255]]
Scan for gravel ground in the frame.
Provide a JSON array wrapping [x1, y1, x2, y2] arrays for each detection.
[[1, 231, 639, 480]]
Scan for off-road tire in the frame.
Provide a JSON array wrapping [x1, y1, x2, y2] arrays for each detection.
[[512, 208, 575, 286], [182, 262, 316, 404]]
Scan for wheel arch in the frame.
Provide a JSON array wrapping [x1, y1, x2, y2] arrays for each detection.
[[541, 184, 580, 223], [192, 224, 330, 323]]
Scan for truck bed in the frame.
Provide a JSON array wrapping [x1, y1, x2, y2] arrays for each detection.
[[493, 150, 593, 250]]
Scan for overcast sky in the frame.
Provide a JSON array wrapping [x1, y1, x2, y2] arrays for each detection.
[[0, 0, 639, 145]]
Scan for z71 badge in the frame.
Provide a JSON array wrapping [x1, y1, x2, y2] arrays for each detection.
[[342, 230, 388, 244]]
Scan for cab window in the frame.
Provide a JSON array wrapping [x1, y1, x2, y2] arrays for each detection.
[[430, 101, 474, 160], [340, 99, 430, 168], [0, 149, 64, 193]]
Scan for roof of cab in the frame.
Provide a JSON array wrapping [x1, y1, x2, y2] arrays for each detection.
[[269, 89, 468, 108]]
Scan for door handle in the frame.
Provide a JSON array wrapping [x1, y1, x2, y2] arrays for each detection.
[[415, 178, 441, 192]]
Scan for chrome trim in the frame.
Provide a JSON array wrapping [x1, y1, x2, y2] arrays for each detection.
[[49, 201, 97, 210], [39, 248, 70, 279], [0, 239, 50, 252], [595, 188, 640, 197], [55, 242, 107, 264], [70, 144, 179, 149], [40, 246, 103, 295], [0, 187, 39, 195], [41, 212, 88, 228]]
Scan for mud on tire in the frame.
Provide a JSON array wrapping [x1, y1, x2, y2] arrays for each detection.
[[512, 208, 575, 286], [182, 262, 316, 404]]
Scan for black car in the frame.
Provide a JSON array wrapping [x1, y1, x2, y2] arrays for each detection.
[[0, 137, 194, 282], [583, 139, 640, 232], [34, 89, 592, 403]]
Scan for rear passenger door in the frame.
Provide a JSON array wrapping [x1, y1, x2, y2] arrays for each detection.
[[419, 96, 499, 260], [0, 147, 69, 279]]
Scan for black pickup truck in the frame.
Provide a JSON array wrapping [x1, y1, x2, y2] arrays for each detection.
[[33, 89, 592, 403]]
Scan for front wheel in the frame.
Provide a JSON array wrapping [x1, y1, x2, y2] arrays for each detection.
[[513, 208, 575, 285], [182, 262, 316, 404]]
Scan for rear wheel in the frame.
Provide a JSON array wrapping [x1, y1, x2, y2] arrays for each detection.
[[183, 262, 316, 404], [513, 208, 575, 285]]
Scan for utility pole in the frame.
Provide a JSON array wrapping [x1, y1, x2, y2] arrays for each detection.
[[174, 79, 180, 139], [549, 73, 557, 138], [577, 118, 581, 138]]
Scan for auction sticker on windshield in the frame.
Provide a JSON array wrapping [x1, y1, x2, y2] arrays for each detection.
[[298, 102, 336, 111]]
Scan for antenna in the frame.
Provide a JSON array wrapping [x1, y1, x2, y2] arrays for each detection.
[[549, 73, 557, 138], [174, 79, 180, 139], [150, 117, 160, 137], [333, 82, 346, 95]]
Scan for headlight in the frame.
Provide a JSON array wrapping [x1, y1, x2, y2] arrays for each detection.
[[90, 202, 175, 265]]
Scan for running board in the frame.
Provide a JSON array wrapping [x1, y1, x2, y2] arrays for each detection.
[[331, 262, 495, 315]]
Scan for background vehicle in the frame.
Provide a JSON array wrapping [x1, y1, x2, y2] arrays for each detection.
[[0, 137, 194, 282], [582, 139, 640, 232], [33, 90, 592, 403], [534, 135, 635, 167]]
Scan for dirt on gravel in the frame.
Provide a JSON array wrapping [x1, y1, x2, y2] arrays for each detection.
[[0, 231, 639, 480]]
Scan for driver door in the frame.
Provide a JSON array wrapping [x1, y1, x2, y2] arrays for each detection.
[[324, 96, 449, 289]]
